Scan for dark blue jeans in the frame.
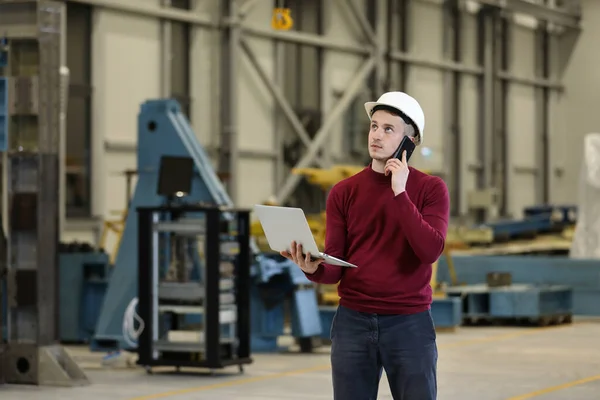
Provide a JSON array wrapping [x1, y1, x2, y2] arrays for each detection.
[[330, 305, 437, 400]]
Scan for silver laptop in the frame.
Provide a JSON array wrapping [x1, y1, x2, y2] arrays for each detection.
[[253, 204, 357, 268]]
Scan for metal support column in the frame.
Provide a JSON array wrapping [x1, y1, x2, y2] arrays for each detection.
[[536, 12, 551, 204], [0, 0, 88, 386], [478, 8, 496, 190], [495, 16, 509, 216], [372, 0, 388, 94], [219, 0, 240, 203], [386, 0, 403, 90], [160, 0, 173, 98], [444, 0, 462, 216], [273, 21, 287, 193], [397, 0, 411, 90]]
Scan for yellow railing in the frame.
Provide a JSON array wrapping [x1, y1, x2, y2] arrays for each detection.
[[99, 210, 127, 265]]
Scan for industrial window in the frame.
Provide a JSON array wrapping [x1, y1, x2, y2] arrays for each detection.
[[65, 2, 93, 218], [170, 0, 192, 118]]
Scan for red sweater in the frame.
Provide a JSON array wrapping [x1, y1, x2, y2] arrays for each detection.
[[305, 165, 450, 314]]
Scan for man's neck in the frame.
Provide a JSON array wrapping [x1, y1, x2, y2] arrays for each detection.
[[371, 159, 386, 174]]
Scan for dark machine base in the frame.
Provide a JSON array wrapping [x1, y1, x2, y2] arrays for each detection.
[[0, 343, 89, 386], [139, 357, 253, 374]]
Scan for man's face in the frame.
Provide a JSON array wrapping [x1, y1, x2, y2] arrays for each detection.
[[367, 110, 405, 161]]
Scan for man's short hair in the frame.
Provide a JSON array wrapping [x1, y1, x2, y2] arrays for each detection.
[[370, 104, 420, 145]]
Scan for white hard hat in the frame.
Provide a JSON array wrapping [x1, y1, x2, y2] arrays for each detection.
[[364, 92, 425, 144]]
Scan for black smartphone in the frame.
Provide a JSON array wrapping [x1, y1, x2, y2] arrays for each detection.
[[392, 136, 417, 161], [392, 136, 416, 161]]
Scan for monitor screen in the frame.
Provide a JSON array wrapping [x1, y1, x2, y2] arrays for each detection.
[[157, 156, 194, 197]]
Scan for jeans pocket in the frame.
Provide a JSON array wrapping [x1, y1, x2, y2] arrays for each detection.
[[330, 306, 341, 340], [427, 309, 437, 340]]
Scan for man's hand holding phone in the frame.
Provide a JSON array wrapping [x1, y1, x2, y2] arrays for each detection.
[[385, 150, 410, 196], [280, 241, 323, 274]]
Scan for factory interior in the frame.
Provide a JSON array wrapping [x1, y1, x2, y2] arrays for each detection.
[[1, 0, 600, 399]]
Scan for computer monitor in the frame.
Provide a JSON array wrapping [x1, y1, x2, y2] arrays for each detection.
[[156, 155, 194, 197]]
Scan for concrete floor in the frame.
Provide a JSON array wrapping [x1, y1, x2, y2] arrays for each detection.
[[1, 320, 599, 400]]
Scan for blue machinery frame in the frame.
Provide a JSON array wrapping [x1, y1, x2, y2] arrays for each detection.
[[91, 99, 323, 352]]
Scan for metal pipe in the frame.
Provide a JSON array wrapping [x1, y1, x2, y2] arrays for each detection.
[[239, 24, 371, 55], [497, 71, 562, 90], [210, 148, 278, 160], [389, 50, 483, 75], [67, 0, 218, 27], [239, 37, 327, 168], [275, 56, 377, 204]]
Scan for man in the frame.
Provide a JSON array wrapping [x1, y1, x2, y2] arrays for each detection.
[[281, 91, 450, 400]]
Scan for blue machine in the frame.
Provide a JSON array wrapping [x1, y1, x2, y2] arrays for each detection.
[[91, 99, 322, 352], [437, 254, 598, 317], [467, 204, 577, 244], [250, 255, 322, 352], [445, 283, 573, 324], [523, 204, 577, 225], [59, 248, 111, 343]]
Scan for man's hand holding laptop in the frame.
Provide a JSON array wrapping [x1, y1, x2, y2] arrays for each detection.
[[280, 240, 323, 274]]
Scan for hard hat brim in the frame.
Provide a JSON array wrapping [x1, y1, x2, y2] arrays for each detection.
[[364, 101, 390, 120], [364, 101, 416, 130]]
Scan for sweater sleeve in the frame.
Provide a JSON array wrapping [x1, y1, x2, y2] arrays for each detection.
[[389, 177, 449, 264], [304, 185, 345, 284]]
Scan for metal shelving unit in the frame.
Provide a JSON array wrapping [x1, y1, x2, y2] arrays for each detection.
[[136, 205, 252, 373]]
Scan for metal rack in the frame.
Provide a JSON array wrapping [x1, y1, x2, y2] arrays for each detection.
[[136, 205, 252, 373]]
